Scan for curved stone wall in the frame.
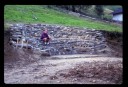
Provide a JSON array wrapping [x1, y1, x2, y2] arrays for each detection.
[[9, 24, 111, 55]]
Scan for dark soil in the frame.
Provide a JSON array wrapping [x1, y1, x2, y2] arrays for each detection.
[[101, 30, 122, 57], [55, 61, 122, 84], [4, 30, 39, 68], [4, 30, 18, 63]]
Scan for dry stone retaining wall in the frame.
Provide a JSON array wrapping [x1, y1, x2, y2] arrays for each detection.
[[9, 24, 112, 56]]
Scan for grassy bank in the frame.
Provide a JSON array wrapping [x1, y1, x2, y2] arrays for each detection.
[[4, 5, 122, 32]]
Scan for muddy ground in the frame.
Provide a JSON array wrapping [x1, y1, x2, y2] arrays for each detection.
[[4, 30, 123, 84]]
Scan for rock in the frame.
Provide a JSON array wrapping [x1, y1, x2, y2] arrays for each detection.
[[41, 51, 50, 56], [11, 38, 19, 42], [14, 44, 32, 48], [86, 73, 94, 78], [62, 35, 68, 38], [64, 48, 71, 51], [98, 48, 111, 53], [57, 81, 60, 83], [50, 76, 58, 80], [9, 23, 109, 55], [9, 40, 16, 45], [12, 35, 22, 38], [15, 32, 22, 35], [75, 47, 91, 52], [72, 78, 77, 81], [92, 80, 96, 83], [95, 44, 107, 50]]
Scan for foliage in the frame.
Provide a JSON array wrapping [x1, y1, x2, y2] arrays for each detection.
[[4, 5, 122, 32], [104, 5, 122, 11], [95, 5, 104, 18]]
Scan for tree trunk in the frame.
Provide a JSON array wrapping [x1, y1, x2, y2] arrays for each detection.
[[72, 5, 75, 12]]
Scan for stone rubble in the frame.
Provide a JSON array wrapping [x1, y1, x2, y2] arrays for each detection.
[[9, 24, 111, 56]]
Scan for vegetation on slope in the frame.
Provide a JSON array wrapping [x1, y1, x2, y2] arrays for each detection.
[[4, 5, 122, 32]]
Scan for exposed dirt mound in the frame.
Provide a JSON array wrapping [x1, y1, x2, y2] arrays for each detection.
[[4, 30, 41, 69], [55, 61, 122, 84], [4, 30, 18, 63], [101, 30, 122, 57]]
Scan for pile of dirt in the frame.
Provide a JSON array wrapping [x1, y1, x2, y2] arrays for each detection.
[[101, 30, 122, 57], [56, 61, 122, 84], [4, 30, 41, 68], [4, 30, 18, 63]]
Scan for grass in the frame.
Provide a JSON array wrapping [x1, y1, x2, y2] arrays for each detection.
[[4, 5, 122, 32]]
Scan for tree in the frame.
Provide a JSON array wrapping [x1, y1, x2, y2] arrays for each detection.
[[64, 5, 69, 10], [76, 5, 83, 13], [72, 5, 76, 12], [84, 5, 92, 10], [95, 5, 104, 18]]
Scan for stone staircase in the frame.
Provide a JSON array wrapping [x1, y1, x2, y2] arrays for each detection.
[[9, 24, 111, 56]]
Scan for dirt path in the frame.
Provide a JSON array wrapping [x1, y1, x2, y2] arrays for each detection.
[[4, 54, 122, 84]]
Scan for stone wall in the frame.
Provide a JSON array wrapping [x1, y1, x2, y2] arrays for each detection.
[[9, 24, 112, 56]]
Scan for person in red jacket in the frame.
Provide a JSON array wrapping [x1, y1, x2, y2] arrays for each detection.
[[41, 29, 50, 45]]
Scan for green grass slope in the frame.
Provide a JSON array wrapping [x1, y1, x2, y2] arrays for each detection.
[[4, 5, 122, 32]]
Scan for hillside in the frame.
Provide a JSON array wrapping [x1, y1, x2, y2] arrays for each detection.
[[4, 5, 122, 84], [4, 5, 122, 32], [4, 24, 123, 84], [104, 5, 122, 11]]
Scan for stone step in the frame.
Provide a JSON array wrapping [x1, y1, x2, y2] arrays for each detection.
[[12, 35, 22, 38], [13, 43, 32, 49]]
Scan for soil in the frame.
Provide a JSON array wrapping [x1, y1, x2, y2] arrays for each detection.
[[102, 30, 122, 57], [4, 55, 122, 84], [4, 29, 123, 84]]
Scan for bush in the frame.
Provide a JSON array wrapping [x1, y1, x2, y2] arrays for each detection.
[[103, 14, 112, 21]]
